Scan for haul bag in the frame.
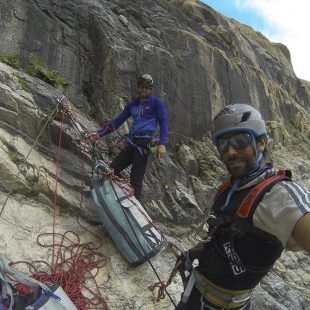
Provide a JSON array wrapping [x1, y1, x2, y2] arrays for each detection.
[[0, 257, 77, 310], [14, 283, 76, 310], [91, 177, 166, 266]]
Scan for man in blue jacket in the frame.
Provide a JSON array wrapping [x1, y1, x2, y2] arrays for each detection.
[[86, 74, 169, 200]]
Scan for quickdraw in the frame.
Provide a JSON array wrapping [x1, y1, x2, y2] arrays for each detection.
[[149, 259, 184, 302], [56, 96, 85, 137], [149, 242, 189, 303]]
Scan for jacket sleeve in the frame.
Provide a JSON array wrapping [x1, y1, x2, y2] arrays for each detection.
[[253, 182, 310, 250], [155, 98, 169, 145], [97, 103, 131, 137]]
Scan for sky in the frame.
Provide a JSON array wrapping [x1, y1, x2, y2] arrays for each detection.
[[201, 0, 310, 82]]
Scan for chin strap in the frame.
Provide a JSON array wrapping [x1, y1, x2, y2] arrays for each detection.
[[220, 178, 241, 212], [252, 151, 263, 171], [249, 133, 266, 173]]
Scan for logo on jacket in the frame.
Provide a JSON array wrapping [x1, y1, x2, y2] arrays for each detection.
[[223, 242, 246, 276]]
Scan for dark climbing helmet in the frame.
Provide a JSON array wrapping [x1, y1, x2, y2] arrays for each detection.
[[137, 74, 154, 87], [211, 103, 267, 145]]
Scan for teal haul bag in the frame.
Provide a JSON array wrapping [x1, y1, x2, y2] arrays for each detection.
[[91, 177, 165, 266]]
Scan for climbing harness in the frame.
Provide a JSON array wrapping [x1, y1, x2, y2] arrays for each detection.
[[98, 119, 159, 156], [187, 270, 252, 308]]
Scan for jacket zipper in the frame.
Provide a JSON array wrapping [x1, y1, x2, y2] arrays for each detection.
[[139, 104, 143, 117]]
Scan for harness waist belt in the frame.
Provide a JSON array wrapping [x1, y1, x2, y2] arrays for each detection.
[[193, 269, 252, 308], [131, 131, 154, 137]]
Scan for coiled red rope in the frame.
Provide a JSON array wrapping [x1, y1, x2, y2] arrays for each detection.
[[12, 106, 110, 309], [12, 231, 109, 309]]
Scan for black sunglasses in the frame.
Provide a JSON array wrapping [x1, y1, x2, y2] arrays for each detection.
[[138, 85, 152, 90], [217, 133, 253, 154]]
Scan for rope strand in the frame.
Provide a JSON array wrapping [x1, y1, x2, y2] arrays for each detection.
[[0, 107, 58, 217], [11, 104, 110, 309]]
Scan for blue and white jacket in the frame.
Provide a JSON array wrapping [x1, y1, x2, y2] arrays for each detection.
[[97, 95, 169, 145]]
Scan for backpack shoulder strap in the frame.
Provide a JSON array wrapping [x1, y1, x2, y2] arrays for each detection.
[[237, 169, 292, 219], [214, 179, 231, 203]]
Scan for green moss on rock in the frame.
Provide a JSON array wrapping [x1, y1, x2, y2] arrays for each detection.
[[13, 73, 31, 93], [27, 57, 68, 91], [0, 54, 20, 69]]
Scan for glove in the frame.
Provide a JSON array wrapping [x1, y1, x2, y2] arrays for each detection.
[[175, 250, 187, 269], [187, 246, 205, 261], [175, 250, 194, 273]]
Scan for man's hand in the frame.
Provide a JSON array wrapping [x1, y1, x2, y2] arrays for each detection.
[[85, 131, 100, 143], [157, 144, 166, 158]]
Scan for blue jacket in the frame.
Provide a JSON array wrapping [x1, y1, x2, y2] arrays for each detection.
[[97, 96, 169, 145]]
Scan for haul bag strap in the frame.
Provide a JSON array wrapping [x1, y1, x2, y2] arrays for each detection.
[[29, 289, 61, 309], [213, 179, 231, 202]]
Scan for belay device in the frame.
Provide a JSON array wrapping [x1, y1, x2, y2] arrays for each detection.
[[56, 96, 166, 266]]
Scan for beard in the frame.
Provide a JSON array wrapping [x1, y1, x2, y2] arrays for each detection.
[[225, 155, 254, 178]]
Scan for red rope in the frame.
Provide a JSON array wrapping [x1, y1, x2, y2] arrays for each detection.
[[12, 108, 110, 310], [51, 109, 66, 268], [106, 136, 124, 154], [149, 260, 183, 302], [12, 231, 109, 309]]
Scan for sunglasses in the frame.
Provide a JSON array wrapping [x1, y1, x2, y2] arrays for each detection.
[[138, 85, 152, 90], [217, 133, 253, 154]]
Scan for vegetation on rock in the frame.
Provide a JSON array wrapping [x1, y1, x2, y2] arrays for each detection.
[[0, 54, 20, 69], [26, 57, 68, 91]]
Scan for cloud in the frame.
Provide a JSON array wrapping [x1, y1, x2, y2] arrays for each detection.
[[234, 0, 310, 81]]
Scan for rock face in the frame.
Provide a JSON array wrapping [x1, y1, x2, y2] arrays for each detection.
[[1, 0, 309, 142], [0, 0, 310, 309]]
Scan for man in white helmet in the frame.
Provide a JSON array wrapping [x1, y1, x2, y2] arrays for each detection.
[[176, 103, 310, 309]]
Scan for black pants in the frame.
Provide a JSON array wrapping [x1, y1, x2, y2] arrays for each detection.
[[110, 140, 149, 200], [175, 286, 251, 310]]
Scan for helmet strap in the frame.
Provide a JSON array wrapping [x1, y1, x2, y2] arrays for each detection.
[[221, 178, 241, 212], [251, 135, 264, 170]]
